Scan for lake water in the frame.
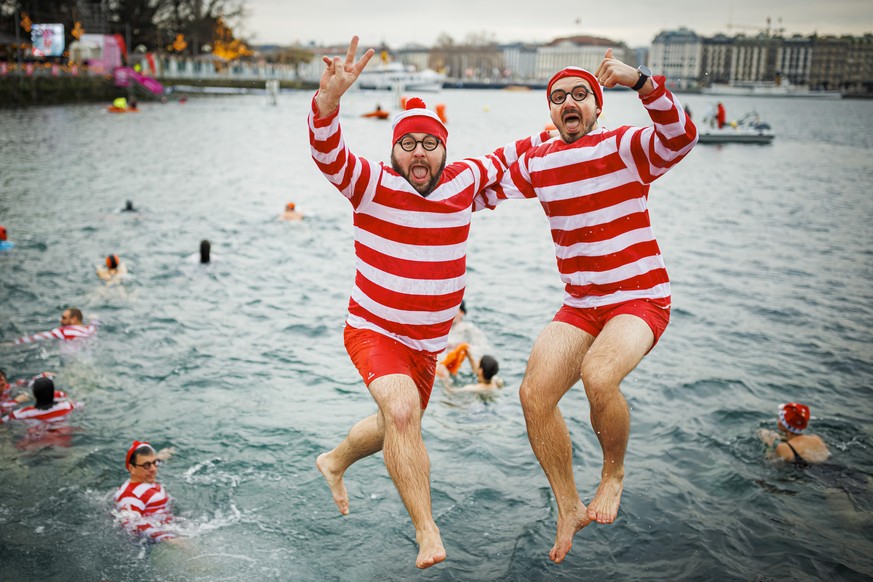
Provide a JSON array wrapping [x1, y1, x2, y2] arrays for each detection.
[[1, 86, 872, 581]]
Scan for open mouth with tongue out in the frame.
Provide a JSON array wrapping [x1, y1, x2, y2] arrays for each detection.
[[410, 163, 430, 183], [562, 110, 583, 133]]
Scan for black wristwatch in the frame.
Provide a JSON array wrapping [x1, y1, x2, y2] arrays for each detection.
[[632, 65, 651, 91]]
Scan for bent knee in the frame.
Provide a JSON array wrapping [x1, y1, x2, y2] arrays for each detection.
[[382, 400, 420, 433], [580, 367, 620, 400]]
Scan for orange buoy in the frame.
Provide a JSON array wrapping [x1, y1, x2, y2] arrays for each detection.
[[435, 103, 447, 123]]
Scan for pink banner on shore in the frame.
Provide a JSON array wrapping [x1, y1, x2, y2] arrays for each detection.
[[25, 64, 34, 76]]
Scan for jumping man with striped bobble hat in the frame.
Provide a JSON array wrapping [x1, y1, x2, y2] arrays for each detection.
[[309, 36, 551, 569]]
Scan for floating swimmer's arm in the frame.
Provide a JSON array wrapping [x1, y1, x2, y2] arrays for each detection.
[[13, 328, 65, 345]]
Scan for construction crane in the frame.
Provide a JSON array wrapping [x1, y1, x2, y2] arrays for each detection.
[[726, 17, 785, 36]]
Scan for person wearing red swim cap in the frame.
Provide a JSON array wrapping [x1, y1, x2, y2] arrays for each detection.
[[96, 253, 129, 284], [479, 49, 698, 562], [114, 440, 178, 542], [309, 36, 551, 570], [759, 402, 829, 465]]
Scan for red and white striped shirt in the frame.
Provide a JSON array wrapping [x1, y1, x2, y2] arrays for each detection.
[[114, 479, 176, 542], [482, 77, 697, 309], [0, 399, 78, 427], [309, 98, 547, 353], [14, 323, 98, 345]]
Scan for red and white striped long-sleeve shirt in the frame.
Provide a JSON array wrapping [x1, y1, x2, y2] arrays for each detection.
[[13, 323, 98, 345], [114, 479, 176, 542], [309, 98, 548, 353], [0, 399, 78, 426], [481, 77, 697, 310]]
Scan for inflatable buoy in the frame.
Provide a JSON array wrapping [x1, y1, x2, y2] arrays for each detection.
[[544, 123, 557, 131], [362, 109, 389, 119], [440, 343, 469, 375], [435, 103, 447, 123]]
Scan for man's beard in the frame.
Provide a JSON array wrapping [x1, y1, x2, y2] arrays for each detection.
[[391, 150, 447, 196], [557, 108, 598, 144]]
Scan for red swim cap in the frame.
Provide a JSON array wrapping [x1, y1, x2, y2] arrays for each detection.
[[0, 225, 6, 241], [778, 402, 810, 434], [286, 202, 295, 211]]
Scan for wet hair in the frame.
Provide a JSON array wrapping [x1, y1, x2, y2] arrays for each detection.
[[32, 377, 55, 410], [123, 200, 136, 211], [479, 355, 499, 382], [67, 307, 83, 323], [458, 300, 466, 314], [106, 254, 119, 269], [200, 239, 211, 264], [129, 444, 156, 466]]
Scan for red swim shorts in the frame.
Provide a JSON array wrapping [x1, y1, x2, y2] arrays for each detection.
[[553, 298, 671, 349], [343, 325, 438, 409]]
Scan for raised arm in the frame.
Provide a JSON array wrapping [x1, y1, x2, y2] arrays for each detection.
[[314, 35, 374, 118], [597, 49, 697, 183]]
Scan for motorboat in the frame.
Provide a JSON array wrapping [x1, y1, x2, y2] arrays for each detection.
[[698, 111, 775, 144], [358, 62, 445, 92], [701, 82, 841, 99]]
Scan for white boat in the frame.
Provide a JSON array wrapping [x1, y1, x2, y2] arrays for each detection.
[[358, 62, 445, 92], [701, 82, 841, 99], [698, 111, 775, 144]]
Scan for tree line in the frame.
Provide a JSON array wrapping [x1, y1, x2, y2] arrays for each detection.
[[1, 0, 247, 56]]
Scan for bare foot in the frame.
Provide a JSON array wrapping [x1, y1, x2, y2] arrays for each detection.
[[415, 528, 447, 569], [549, 504, 592, 563], [316, 452, 349, 515], [587, 476, 624, 524]]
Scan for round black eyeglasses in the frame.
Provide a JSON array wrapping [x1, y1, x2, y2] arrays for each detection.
[[549, 85, 591, 105], [396, 135, 440, 152]]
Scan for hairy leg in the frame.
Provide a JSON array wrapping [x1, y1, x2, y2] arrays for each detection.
[[519, 322, 594, 563], [317, 413, 384, 515], [581, 314, 653, 524], [368, 374, 445, 569]]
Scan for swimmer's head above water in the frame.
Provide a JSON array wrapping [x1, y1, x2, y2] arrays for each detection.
[[778, 402, 810, 434], [105, 254, 119, 270], [32, 377, 55, 410], [200, 239, 211, 264], [125, 440, 156, 469], [0, 225, 6, 241]]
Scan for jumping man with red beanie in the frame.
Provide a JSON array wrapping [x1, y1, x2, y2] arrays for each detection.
[[480, 49, 698, 563], [309, 36, 550, 569]]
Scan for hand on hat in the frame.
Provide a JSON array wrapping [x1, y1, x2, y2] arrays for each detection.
[[595, 48, 643, 90], [316, 35, 375, 116]]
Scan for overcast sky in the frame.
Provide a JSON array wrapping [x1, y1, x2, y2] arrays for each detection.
[[239, 0, 873, 48]]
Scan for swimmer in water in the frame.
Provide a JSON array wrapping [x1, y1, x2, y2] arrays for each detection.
[[758, 402, 830, 465], [114, 441, 179, 543], [443, 354, 503, 394], [96, 254, 129, 283], [121, 200, 137, 212], [280, 202, 304, 221], [0, 225, 13, 251], [8, 307, 98, 346]]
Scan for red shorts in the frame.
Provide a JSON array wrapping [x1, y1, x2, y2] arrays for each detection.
[[553, 298, 671, 349], [343, 326, 438, 410]]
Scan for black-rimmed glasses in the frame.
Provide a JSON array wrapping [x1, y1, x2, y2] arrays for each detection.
[[132, 460, 162, 470], [396, 134, 440, 152], [549, 85, 592, 105]]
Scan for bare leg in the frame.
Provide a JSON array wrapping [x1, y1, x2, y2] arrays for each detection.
[[368, 374, 445, 569], [519, 322, 594, 563], [581, 314, 653, 524], [317, 413, 384, 515]]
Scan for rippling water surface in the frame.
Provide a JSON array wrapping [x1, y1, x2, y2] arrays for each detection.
[[1, 88, 872, 581]]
